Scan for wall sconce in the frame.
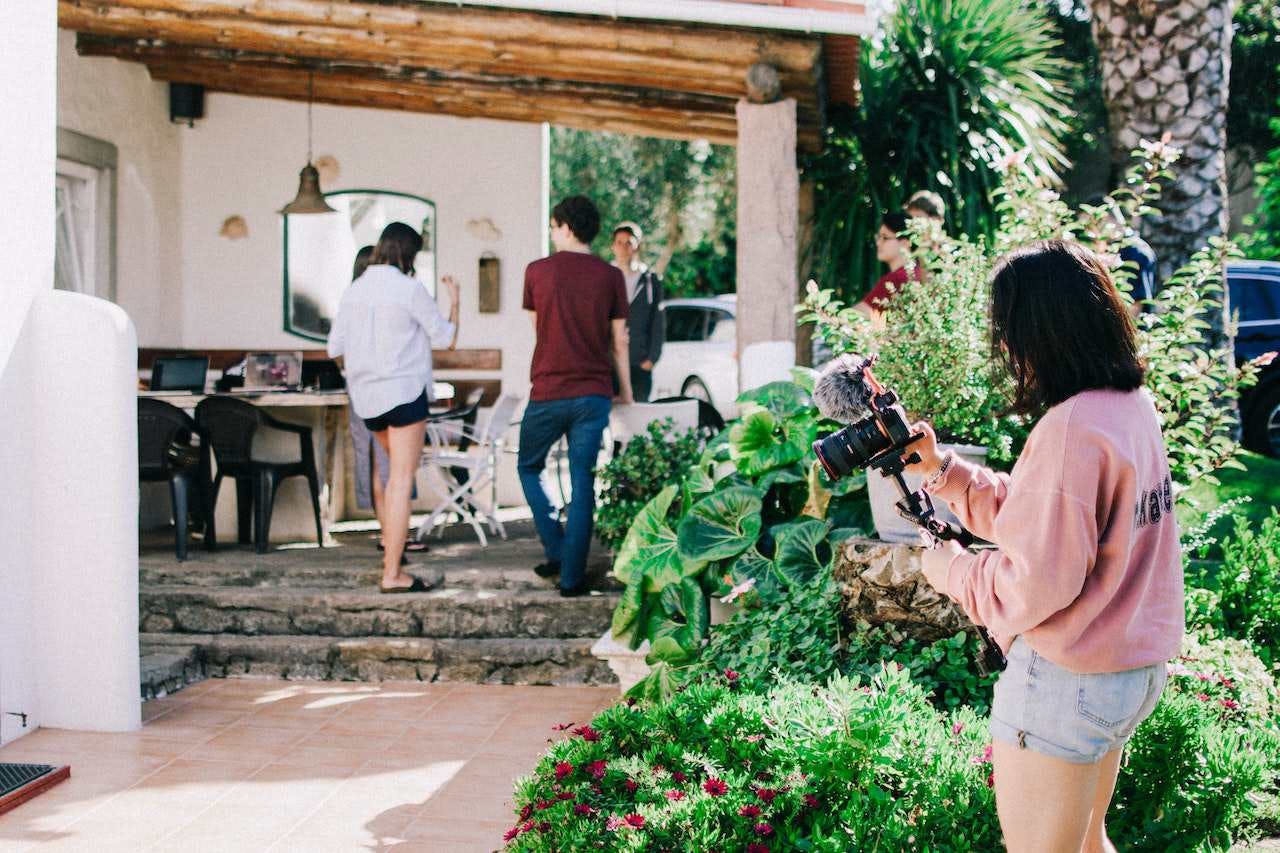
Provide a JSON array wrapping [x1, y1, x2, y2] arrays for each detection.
[[478, 253, 500, 314]]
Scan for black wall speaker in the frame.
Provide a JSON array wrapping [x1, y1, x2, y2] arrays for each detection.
[[169, 83, 205, 127]]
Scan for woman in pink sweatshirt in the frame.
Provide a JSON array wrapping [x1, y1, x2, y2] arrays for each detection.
[[908, 240, 1182, 853]]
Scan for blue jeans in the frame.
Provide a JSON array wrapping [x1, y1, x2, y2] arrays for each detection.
[[517, 395, 611, 589]]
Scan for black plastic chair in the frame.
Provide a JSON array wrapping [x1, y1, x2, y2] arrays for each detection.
[[427, 387, 486, 483], [138, 398, 213, 561], [651, 395, 727, 437], [194, 396, 324, 553]]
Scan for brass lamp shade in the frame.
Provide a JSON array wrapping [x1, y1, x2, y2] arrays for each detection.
[[280, 163, 336, 214]]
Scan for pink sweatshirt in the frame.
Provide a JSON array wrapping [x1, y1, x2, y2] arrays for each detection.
[[928, 388, 1184, 673]]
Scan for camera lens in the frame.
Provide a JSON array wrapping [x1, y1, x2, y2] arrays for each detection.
[[812, 416, 892, 480]]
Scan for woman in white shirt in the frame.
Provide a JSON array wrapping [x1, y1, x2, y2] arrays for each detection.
[[328, 222, 460, 592]]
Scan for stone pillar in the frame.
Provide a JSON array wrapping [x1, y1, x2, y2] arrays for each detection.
[[736, 98, 799, 394]]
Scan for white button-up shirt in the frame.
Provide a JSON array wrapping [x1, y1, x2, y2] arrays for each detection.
[[327, 264, 455, 419]]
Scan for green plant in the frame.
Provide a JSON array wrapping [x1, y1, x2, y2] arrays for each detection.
[[1242, 93, 1280, 262], [506, 667, 1002, 852], [594, 419, 704, 552], [609, 374, 871, 699], [1186, 511, 1280, 666], [804, 0, 1073, 301], [841, 623, 999, 716]]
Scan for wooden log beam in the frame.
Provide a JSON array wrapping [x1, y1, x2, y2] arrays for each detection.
[[58, 0, 823, 106], [139, 57, 755, 146]]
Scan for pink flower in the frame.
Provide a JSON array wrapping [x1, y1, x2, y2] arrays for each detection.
[[745, 734, 765, 743], [952, 722, 964, 736], [703, 778, 728, 796], [1220, 677, 1236, 689], [574, 802, 596, 816], [625, 813, 646, 829], [973, 744, 993, 765], [755, 787, 777, 804], [671, 770, 688, 784], [665, 789, 685, 801], [1253, 351, 1278, 368], [503, 826, 520, 843], [605, 815, 626, 831], [585, 759, 608, 780], [554, 761, 574, 780], [1221, 698, 1240, 710], [518, 804, 533, 821], [552, 721, 575, 731], [724, 668, 741, 684], [1196, 692, 1211, 702], [747, 845, 770, 853], [623, 779, 638, 793], [720, 577, 756, 604], [739, 804, 762, 818], [557, 790, 575, 801], [1195, 671, 1213, 682], [804, 794, 820, 809], [535, 799, 553, 811], [754, 823, 775, 837], [573, 725, 600, 742], [651, 764, 665, 775]]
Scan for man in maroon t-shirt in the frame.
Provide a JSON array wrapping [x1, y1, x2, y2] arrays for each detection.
[[518, 196, 633, 596]]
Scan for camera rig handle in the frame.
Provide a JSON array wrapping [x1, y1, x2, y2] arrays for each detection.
[[865, 434, 975, 548]]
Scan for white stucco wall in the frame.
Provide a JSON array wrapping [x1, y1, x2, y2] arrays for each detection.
[[56, 29, 184, 347], [176, 93, 542, 405]]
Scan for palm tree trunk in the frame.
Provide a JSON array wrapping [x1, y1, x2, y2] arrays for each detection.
[[1091, 0, 1234, 313]]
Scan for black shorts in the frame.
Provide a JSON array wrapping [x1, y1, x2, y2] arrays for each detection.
[[363, 391, 429, 432]]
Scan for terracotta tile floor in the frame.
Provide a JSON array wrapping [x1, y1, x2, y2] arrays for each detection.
[[0, 679, 617, 852]]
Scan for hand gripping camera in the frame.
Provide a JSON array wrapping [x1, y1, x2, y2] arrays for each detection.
[[811, 354, 972, 548]]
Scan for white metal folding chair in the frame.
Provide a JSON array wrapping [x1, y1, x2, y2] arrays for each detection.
[[415, 393, 522, 546]]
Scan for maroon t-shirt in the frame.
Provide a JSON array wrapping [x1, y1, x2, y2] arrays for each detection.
[[523, 251, 629, 401], [860, 264, 924, 309]]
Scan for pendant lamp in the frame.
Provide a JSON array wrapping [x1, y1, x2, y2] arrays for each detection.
[[280, 72, 336, 215]]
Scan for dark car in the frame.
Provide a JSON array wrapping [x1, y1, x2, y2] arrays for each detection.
[[1231, 260, 1280, 456]]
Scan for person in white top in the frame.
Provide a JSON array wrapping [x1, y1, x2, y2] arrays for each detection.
[[328, 222, 460, 592]]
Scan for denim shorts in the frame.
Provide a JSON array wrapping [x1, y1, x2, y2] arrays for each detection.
[[990, 637, 1167, 764], [363, 391, 429, 432]]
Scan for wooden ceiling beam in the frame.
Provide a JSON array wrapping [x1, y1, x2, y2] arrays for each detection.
[[58, 0, 823, 103]]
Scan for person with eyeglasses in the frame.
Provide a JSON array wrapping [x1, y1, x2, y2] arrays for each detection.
[[857, 211, 924, 322]]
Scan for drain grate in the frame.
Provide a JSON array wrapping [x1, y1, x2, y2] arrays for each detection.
[[0, 764, 56, 798]]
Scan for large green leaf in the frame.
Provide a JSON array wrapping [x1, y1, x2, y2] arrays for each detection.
[[757, 464, 806, 494], [645, 635, 696, 667], [790, 366, 820, 392], [729, 547, 785, 602], [614, 485, 705, 591], [625, 661, 681, 704], [610, 578, 646, 646], [677, 486, 763, 562], [773, 518, 834, 586], [736, 381, 811, 420], [729, 407, 805, 476]]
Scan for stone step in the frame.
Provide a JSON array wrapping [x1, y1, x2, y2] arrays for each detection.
[[139, 643, 203, 700], [139, 585, 618, 640], [138, 633, 617, 686]]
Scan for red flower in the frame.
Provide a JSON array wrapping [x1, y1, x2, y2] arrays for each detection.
[[973, 744, 993, 765], [1221, 677, 1236, 689], [557, 790, 575, 801], [625, 813, 646, 829], [739, 804, 762, 818], [986, 771, 995, 788], [952, 722, 965, 736], [518, 804, 533, 822], [665, 789, 685, 801], [552, 721, 575, 731], [703, 778, 728, 796], [503, 826, 520, 843], [623, 779, 638, 793], [803, 794, 820, 809], [574, 725, 600, 742], [724, 668, 740, 683], [754, 823, 775, 837], [574, 802, 596, 816], [651, 764, 665, 775], [586, 759, 608, 780], [747, 845, 770, 853], [554, 761, 574, 780], [756, 771, 771, 781], [1221, 698, 1240, 710], [537, 821, 552, 833], [755, 787, 777, 804], [671, 771, 688, 784], [535, 800, 554, 811], [1196, 692, 1211, 702]]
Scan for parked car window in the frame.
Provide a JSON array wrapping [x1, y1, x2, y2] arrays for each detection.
[[707, 312, 736, 344], [665, 307, 708, 342], [1230, 275, 1280, 325], [706, 309, 733, 337]]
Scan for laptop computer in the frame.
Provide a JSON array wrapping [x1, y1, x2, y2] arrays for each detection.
[[150, 356, 209, 394]]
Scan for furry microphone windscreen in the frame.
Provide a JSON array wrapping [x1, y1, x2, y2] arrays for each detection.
[[813, 354, 876, 423]]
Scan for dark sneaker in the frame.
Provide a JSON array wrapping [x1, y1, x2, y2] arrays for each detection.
[[559, 582, 590, 598], [534, 561, 561, 578]]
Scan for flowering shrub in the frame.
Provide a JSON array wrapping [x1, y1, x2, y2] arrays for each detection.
[[507, 667, 1002, 852], [1186, 511, 1280, 666]]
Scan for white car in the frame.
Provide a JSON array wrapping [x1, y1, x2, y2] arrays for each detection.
[[649, 295, 738, 420]]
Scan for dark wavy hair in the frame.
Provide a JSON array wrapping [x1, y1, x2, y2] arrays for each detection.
[[551, 195, 601, 245], [371, 222, 423, 276], [990, 240, 1144, 416], [351, 245, 375, 282]]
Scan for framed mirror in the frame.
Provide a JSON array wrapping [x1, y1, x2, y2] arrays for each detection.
[[283, 189, 436, 342]]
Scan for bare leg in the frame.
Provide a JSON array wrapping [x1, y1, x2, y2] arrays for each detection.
[[373, 421, 426, 587], [370, 448, 387, 541], [993, 739, 1103, 853], [1080, 750, 1123, 853]]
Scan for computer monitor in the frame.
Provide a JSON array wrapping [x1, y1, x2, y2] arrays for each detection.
[[150, 356, 209, 394]]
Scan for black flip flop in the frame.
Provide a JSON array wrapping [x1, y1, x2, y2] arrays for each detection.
[[380, 575, 432, 594], [379, 540, 430, 553]]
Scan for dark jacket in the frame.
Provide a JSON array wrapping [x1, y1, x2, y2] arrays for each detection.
[[627, 269, 665, 367]]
